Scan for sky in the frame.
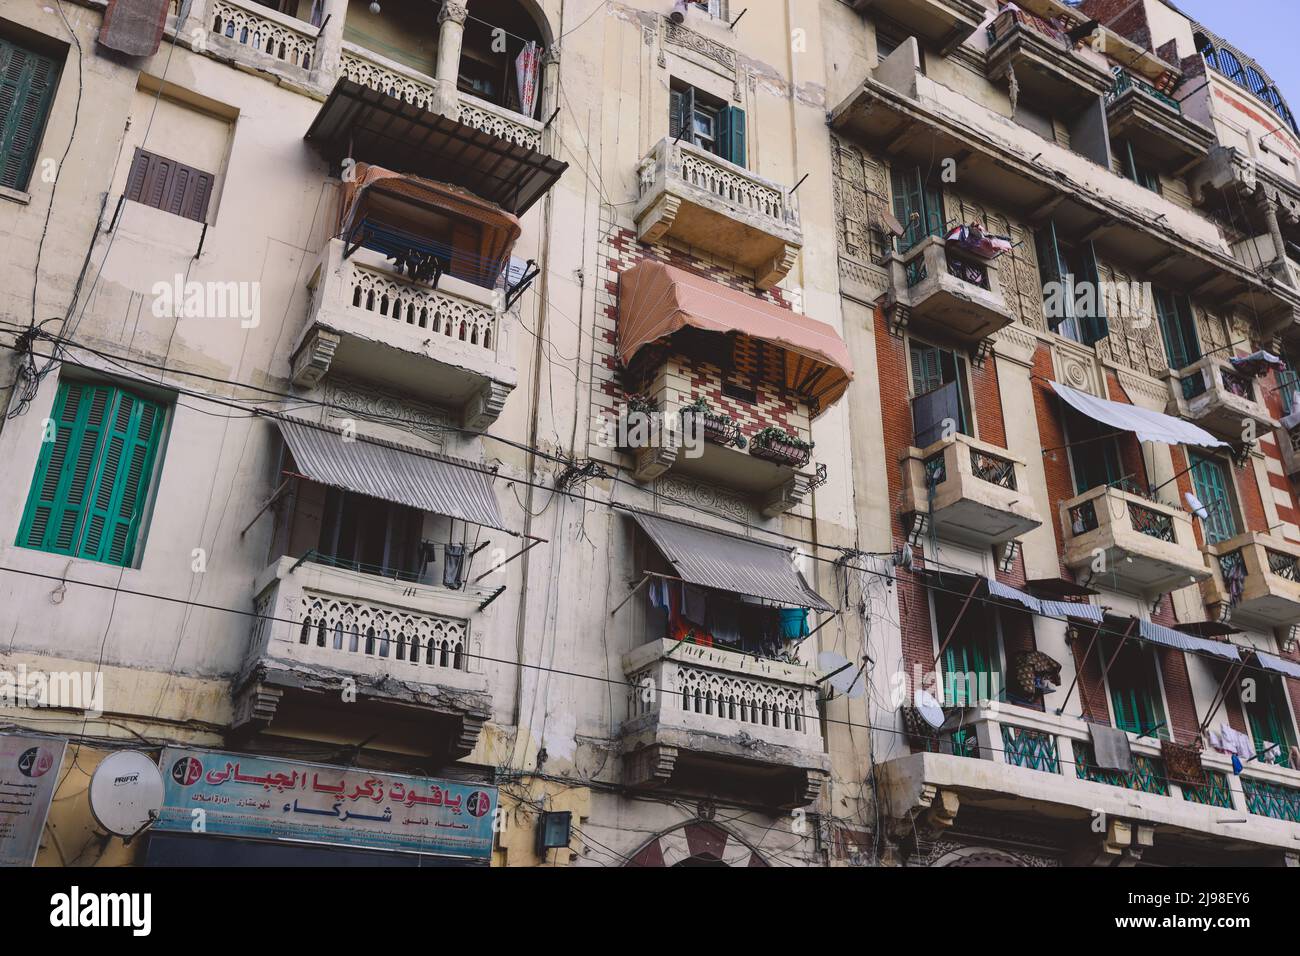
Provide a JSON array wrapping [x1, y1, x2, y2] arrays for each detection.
[[1168, 0, 1300, 108]]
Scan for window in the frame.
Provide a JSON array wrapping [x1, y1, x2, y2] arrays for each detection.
[[1244, 675, 1298, 768], [933, 587, 1002, 708], [1153, 287, 1201, 371], [1117, 138, 1161, 194], [670, 82, 745, 167], [890, 164, 944, 253], [0, 36, 62, 191], [1063, 407, 1123, 495], [1105, 640, 1169, 740], [1035, 220, 1108, 345], [1188, 452, 1238, 544], [316, 488, 431, 582], [17, 380, 167, 567], [909, 341, 971, 447], [688, 0, 726, 17], [124, 148, 215, 223], [1279, 360, 1300, 415]]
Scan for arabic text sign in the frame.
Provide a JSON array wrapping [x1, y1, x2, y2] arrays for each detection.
[[154, 748, 496, 861], [0, 733, 66, 867]]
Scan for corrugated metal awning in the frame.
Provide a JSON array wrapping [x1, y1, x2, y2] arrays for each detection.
[[275, 417, 509, 532], [1103, 615, 1242, 662], [627, 510, 833, 612], [1256, 649, 1300, 679], [912, 568, 1103, 622]]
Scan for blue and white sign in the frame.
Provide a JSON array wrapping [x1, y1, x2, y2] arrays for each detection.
[[154, 747, 496, 861]]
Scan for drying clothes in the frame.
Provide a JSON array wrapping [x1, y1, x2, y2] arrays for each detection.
[[944, 223, 1012, 258], [1260, 740, 1285, 765], [682, 585, 708, 627], [778, 607, 809, 641], [443, 544, 465, 589], [1089, 722, 1135, 773], [1228, 350, 1284, 378], [707, 600, 743, 648], [647, 578, 669, 610], [1160, 740, 1207, 789], [1218, 725, 1255, 762]]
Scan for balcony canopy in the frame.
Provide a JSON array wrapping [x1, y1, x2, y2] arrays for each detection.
[[1051, 381, 1227, 448], [618, 261, 853, 413], [913, 567, 1103, 623], [339, 164, 521, 287], [306, 79, 567, 216], [1255, 649, 1300, 680], [273, 416, 509, 532], [626, 509, 833, 612], [1102, 614, 1242, 662]]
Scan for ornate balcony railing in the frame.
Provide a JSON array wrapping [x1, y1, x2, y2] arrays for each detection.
[[1241, 777, 1300, 823], [1002, 724, 1059, 773], [970, 447, 1016, 489], [924, 451, 947, 485], [1106, 70, 1182, 113], [946, 253, 989, 290], [1181, 769, 1234, 808], [1074, 741, 1170, 795], [1267, 548, 1300, 581], [345, 257, 498, 352], [1217, 549, 1248, 605], [1068, 499, 1099, 534], [1129, 501, 1175, 542], [295, 589, 469, 671], [211, 0, 317, 70], [1220, 366, 1255, 399], [986, 7, 1069, 47]]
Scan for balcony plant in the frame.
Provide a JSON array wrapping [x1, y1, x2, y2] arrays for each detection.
[[749, 425, 813, 468], [681, 397, 744, 448]]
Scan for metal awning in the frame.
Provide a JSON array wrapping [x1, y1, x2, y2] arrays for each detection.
[[627, 510, 833, 612], [1255, 649, 1300, 680], [305, 79, 568, 216], [1102, 615, 1241, 661], [274, 416, 509, 532], [913, 568, 1103, 622], [1052, 381, 1227, 448]]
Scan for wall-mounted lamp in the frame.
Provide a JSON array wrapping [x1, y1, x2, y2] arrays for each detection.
[[536, 811, 572, 857]]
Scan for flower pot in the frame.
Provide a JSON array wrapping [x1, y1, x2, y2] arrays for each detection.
[[750, 435, 811, 468]]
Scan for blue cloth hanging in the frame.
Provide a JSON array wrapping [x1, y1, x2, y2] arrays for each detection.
[[1231, 753, 1243, 775]]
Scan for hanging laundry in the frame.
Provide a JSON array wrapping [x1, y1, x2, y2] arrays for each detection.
[[516, 42, 541, 119], [777, 607, 809, 641], [1228, 350, 1284, 378], [443, 543, 466, 589], [944, 222, 1013, 258], [682, 585, 708, 627], [1218, 725, 1255, 761], [1089, 722, 1134, 773]]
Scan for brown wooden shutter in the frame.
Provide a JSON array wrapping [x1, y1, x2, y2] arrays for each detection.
[[124, 147, 214, 223]]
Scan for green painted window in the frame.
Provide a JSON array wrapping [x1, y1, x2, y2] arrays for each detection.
[[17, 381, 167, 567], [1064, 408, 1123, 494], [1106, 640, 1169, 739], [0, 37, 62, 191], [1036, 221, 1109, 345], [1245, 675, 1298, 768], [909, 341, 971, 439], [933, 589, 1002, 707], [1280, 363, 1300, 415], [1154, 287, 1201, 371], [1188, 452, 1238, 544], [670, 84, 744, 167], [890, 165, 945, 253], [1118, 138, 1161, 193]]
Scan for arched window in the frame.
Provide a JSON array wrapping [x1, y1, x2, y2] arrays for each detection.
[[1245, 66, 1269, 97], [1194, 32, 1218, 70], [1216, 48, 1246, 84], [458, 1, 550, 118]]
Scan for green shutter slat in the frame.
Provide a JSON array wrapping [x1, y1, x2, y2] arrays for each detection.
[[1189, 453, 1237, 544], [1079, 240, 1109, 345], [719, 106, 745, 167], [81, 392, 164, 565], [0, 38, 61, 191], [1035, 221, 1069, 330]]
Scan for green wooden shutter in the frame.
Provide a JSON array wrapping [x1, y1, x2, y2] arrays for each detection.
[[717, 106, 745, 167], [909, 342, 944, 395], [1246, 677, 1298, 767], [1078, 240, 1110, 346], [1189, 453, 1237, 544], [891, 166, 942, 252], [1035, 221, 1070, 330], [16, 382, 164, 566], [669, 88, 684, 140], [1108, 644, 1168, 738], [79, 390, 165, 565], [0, 38, 62, 191], [1155, 288, 1202, 370]]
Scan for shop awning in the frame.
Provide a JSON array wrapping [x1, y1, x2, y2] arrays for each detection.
[[1255, 649, 1300, 679], [627, 509, 833, 612], [1051, 382, 1227, 448], [305, 79, 567, 216], [274, 417, 509, 531], [1102, 615, 1242, 661], [913, 568, 1104, 622], [617, 261, 853, 413]]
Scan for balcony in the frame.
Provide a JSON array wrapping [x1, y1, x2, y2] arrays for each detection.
[[1105, 71, 1214, 175], [1279, 421, 1300, 478], [1202, 533, 1300, 628], [879, 703, 1300, 862], [899, 434, 1041, 546], [292, 238, 514, 429], [1061, 486, 1209, 594], [633, 138, 802, 290], [209, 0, 318, 81], [234, 556, 493, 762], [621, 639, 830, 810], [1166, 357, 1278, 442], [985, 8, 1115, 114], [853, 0, 987, 54], [881, 236, 1015, 345]]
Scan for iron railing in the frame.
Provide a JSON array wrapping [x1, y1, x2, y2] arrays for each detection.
[[946, 253, 990, 290], [1068, 500, 1099, 535], [1128, 502, 1175, 542], [1181, 769, 1235, 808], [1002, 725, 1059, 773], [1217, 550, 1247, 606], [1241, 777, 1300, 823], [971, 448, 1016, 489], [1106, 69, 1183, 113], [1267, 549, 1300, 581], [1220, 366, 1255, 400], [1074, 742, 1170, 795]]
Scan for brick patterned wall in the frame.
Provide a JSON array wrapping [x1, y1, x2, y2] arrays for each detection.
[[591, 224, 804, 450]]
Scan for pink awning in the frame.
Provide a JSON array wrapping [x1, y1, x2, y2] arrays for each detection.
[[617, 262, 853, 413]]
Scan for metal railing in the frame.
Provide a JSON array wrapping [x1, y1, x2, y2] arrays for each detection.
[[1220, 366, 1255, 400], [1267, 548, 1300, 581], [946, 252, 990, 290], [1241, 777, 1300, 823], [1002, 725, 1059, 773], [970, 448, 1016, 489], [1106, 69, 1183, 113], [1128, 501, 1175, 542], [1074, 742, 1170, 795]]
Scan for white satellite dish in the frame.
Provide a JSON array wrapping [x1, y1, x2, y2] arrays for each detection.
[[89, 750, 164, 837], [1185, 491, 1209, 521], [914, 689, 945, 729], [817, 652, 866, 699]]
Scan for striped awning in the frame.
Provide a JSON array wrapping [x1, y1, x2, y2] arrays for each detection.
[[275, 417, 509, 531], [1103, 615, 1242, 662], [628, 510, 833, 612], [913, 568, 1103, 622], [1255, 649, 1300, 679]]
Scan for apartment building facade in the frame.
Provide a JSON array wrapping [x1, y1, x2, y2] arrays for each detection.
[[1, 0, 1299, 869]]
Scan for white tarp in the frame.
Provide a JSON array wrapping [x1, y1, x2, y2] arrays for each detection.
[[1051, 382, 1228, 449]]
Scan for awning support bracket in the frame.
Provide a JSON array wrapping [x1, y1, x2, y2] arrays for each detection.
[[505, 259, 540, 310], [477, 585, 507, 611], [471, 537, 543, 584]]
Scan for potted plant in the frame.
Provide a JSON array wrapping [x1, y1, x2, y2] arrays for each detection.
[[749, 425, 813, 467], [681, 397, 743, 447], [625, 392, 658, 415]]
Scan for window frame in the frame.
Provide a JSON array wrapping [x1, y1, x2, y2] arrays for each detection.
[[1102, 638, 1171, 741], [0, 34, 64, 193], [1187, 451, 1240, 545], [908, 337, 974, 445]]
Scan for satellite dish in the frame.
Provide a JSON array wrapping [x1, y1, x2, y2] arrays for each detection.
[[1185, 491, 1209, 521], [914, 689, 945, 728], [89, 751, 164, 837], [817, 652, 866, 699]]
